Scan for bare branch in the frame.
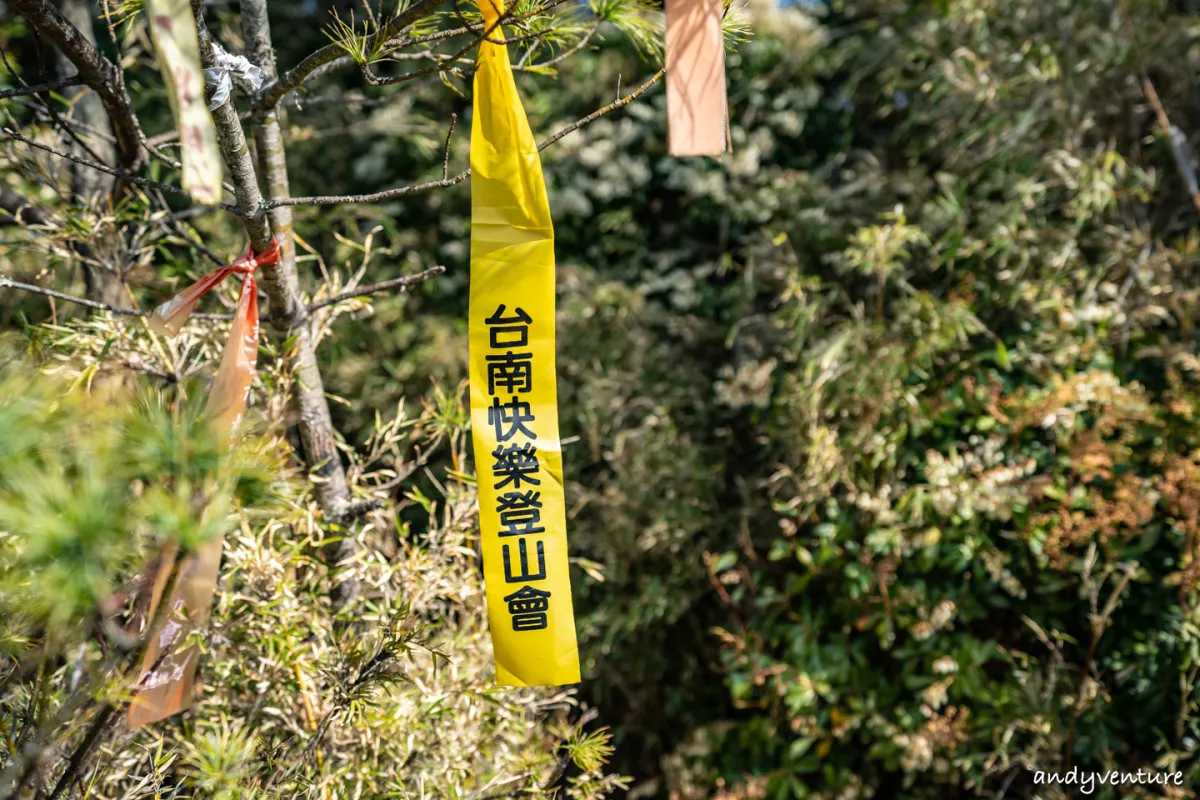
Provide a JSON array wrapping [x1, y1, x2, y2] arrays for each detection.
[[442, 113, 458, 180], [537, 68, 665, 152], [0, 275, 230, 319], [267, 173, 469, 209], [271, 69, 666, 209], [0, 75, 85, 99], [3, 128, 242, 213], [9, 0, 143, 169], [0, 276, 146, 316], [1, 265, 444, 320], [308, 266, 445, 314]]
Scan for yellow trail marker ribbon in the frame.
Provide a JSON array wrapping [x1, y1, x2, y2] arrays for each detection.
[[146, 0, 223, 204], [469, 0, 581, 686]]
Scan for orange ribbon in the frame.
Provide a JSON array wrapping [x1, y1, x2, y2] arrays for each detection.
[[149, 239, 278, 432], [127, 238, 278, 728]]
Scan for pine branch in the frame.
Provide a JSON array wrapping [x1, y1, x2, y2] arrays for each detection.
[[255, 0, 445, 109], [525, 21, 601, 70], [359, 9, 512, 87], [260, 0, 569, 106]]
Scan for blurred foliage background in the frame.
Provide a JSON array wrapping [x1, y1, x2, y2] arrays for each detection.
[[6, 0, 1200, 796]]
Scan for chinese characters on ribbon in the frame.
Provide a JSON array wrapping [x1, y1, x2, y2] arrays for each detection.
[[484, 306, 553, 631]]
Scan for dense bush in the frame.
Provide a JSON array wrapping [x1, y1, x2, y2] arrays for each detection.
[[535, 0, 1200, 795], [374, 0, 1200, 794]]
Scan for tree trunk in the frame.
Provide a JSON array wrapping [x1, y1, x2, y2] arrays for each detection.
[[199, 0, 365, 610]]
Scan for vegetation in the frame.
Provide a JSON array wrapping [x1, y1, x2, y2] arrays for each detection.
[[5, 0, 1200, 797]]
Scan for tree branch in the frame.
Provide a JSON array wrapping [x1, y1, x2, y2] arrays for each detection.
[[232, 0, 387, 616], [9, 0, 143, 169], [258, 0, 569, 107], [358, 10, 512, 87], [1, 267, 442, 319], [0, 275, 225, 319], [270, 68, 666, 209], [267, 173, 469, 209], [0, 276, 144, 316], [0, 75, 84, 99], [3, 128, 242, 213], [537, 68, 665, 151], [308, 266, 445, 313], [441, 114, 457, 179], [255, 0, 444, 110], [0, 187, 47, 226]]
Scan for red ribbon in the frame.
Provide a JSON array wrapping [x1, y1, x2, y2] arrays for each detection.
[[127, 239, 279, 729], [149, 239, 279, 433]]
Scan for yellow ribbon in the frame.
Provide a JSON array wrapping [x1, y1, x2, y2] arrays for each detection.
[[469, 0, 581, 686]]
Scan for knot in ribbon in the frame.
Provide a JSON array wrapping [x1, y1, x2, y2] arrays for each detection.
[[149, 238, 279, 433]]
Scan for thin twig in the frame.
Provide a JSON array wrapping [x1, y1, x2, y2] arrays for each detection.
[[308, 266, 445, 314], [142, 140, 239, 197], [4, 128, 242, 213], [442, 114, 457, 180], [31, 82, 109, 168], [519, 21, 600, 71], [1117, 0, 1200, 219], [270, 69, 666, 209], [150, 188, 225, 265], [537, 68, 665, 152], [0, 276, 147, 316], [1140, 77, 1200, 218], [1063, 560, 1137, 771], [0, 75, 85, 99], [43, 706, 116, 800], [1, 267, 444, 319]]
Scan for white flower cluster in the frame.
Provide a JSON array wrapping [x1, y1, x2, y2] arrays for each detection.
[[923, 437, 1036, 521]]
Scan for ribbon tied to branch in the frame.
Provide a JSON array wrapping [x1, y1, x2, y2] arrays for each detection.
[[150, 239, 279, 433], [127, 238, 278, 728]]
